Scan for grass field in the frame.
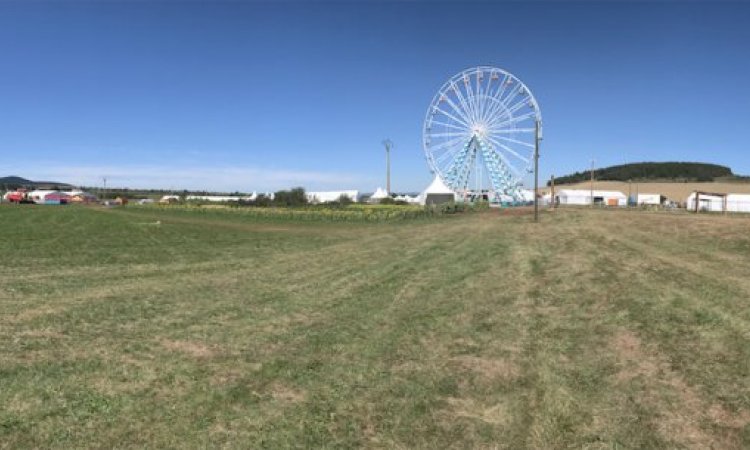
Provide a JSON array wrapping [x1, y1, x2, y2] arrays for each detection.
[[2, 205, 750, 448]]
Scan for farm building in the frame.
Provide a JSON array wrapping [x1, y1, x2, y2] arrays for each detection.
[[420, 175, 456, 206], [686, 192, 725, 212], [637, 193, 666, 205], [555, 189, 627, 206], [306, 190, 359, 203]]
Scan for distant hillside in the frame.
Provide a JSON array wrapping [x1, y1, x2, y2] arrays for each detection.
[[549, 162, 736, 186], [0, 176, 73, 190]]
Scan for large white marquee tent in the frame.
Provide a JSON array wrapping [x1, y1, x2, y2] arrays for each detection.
[[555, 189, 627, 206], [420, 175, 456, 206]]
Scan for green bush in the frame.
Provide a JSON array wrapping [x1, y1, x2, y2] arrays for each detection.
[[273, 187, 307, 207]]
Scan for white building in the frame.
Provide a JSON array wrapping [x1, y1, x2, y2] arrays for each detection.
[[555, 189, 627, 206], [686, 192, 725, 212], [306, 190, 359, 203], [726, 194, 750, 213], [637, 193, 665, 205], [685, 193, 750, 213]]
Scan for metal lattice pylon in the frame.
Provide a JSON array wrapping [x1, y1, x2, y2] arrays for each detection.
[[443, 138, 476, 191], [476, 137, 524, 203]]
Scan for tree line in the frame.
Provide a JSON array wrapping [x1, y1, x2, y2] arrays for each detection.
[[549, 162, 735, 186]]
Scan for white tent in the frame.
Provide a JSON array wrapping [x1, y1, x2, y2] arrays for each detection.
[[637, 193, 664, 205], [519, 189, 536, 203], [726, 194, 750, 213], [369, 187, 389, 203], [420, 175, 456, 205], [556, 189, 627, 206], [686, 192, 724, 212], [160, 195, 180, 203]]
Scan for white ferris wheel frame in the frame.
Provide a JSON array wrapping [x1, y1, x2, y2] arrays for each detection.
[[423, 66, 542, 200]]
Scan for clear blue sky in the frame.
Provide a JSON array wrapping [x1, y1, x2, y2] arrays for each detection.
[[1, 1, 748, 192]]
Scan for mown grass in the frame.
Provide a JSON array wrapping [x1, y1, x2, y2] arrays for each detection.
[[1, 205, 749, 448]]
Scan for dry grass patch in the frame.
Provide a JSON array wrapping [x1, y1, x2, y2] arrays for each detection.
[[209, 364, 263, 386], [161, 339, 218, 359], [11, 305, 65, 323], [443, 397, 509, 426], [707, 403, 750, 429], [610, 328, 747, 448], [450, 355, 519, 383], [268, 382, 306, 404], [16, 328, 67, 339]]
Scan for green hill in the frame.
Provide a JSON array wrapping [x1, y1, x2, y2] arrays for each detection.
[[550, 162, 736, 186], [0, 176, 73, 190]]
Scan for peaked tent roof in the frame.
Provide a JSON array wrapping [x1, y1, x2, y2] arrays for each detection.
[[370, 187, 389, 199], [423, 175, 455, 195]]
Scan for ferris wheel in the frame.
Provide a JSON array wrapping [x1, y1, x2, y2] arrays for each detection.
[[423, 66, 542, 203]]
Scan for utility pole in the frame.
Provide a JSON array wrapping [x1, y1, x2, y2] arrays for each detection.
[[628, 179, 632, 206], [533, 119, 540, 222], [550, 175, 555, 209], [635, 182, 639, 205], [590, 159, 595, 207], [103, 176, 107, 200], [382, 139, 393, 194]]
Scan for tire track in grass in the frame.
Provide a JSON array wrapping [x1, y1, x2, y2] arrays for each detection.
[[220, 216, 518, 448], [503, 222, 650, 449], [583, 215, 750, 448]]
